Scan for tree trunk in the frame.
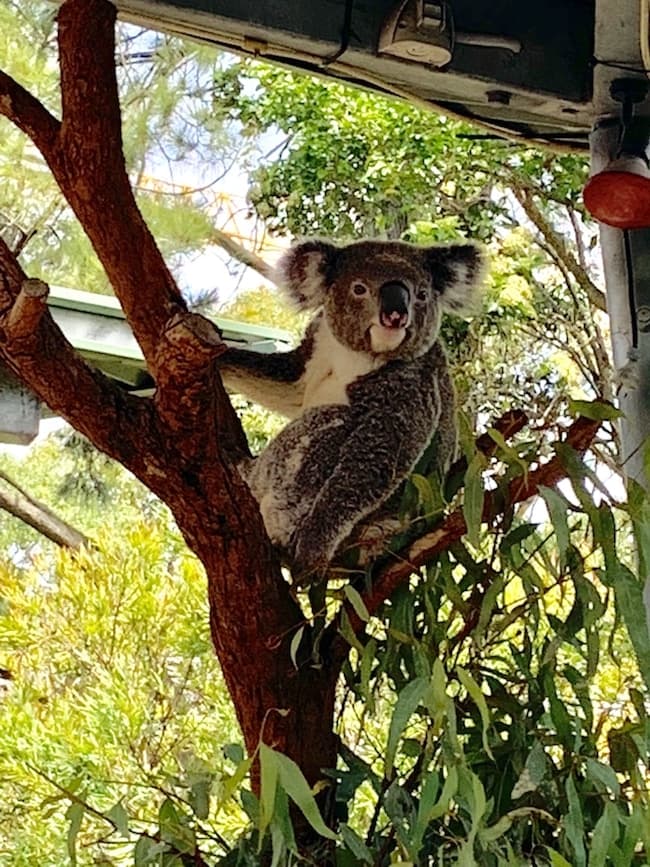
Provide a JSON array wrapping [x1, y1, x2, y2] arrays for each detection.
[[170, 482, 341, 792]]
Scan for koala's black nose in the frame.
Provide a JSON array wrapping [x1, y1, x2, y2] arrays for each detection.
[[379, 281, 410, 329]]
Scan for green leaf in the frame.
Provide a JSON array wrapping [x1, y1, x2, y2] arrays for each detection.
[[289, 625, 305, 669], [499, 522, 537, 553], [546, 848, 573, 867], [270, 784, 295, 865], [240, 789, 260, 824], [463, 453, 485, 547], [384, 781, 415, 850], [567, 399, 621, 421], [589, 801, 619, 867], [468, 768, 487, 831], [189, 777, 211, 820], [410, 473, 434, 513], [343, 585, 370, 623], [621, 805, 644, 862], [263, 745, 338, 841], [476, 573, 505, 637], [159, 798, 195, 854], [385, 676, 429, 774], [564, 775, 586, 867], [456, 667, 494, 760], [584, 758, 620, 796], [480, 814, 514, 844], [610, 564, 650, 691], [217, 755, 254, 813], [106, 800, 129, 837], [259, 743, 280, 837], [427, 656, 447, 720], [66, 801, 84, 866], [134, 836, 168, 865], [539, 486, 570, 564], [339, 823, 373, 864], [339, 608, 365, 653], [270, 822, 288, 867], [223, 743, 245, 765], [511, 741, 546, 799], [486, 427, 528, 474], [411, 771, 440, 851], [427, 765, 458, 822], [543, 669, 573, 739], [359, 638, 376, 704]]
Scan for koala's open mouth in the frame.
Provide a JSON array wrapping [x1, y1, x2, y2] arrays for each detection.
[[370, 281, 411, 353], [379, 309, 409, 329], [369, 323, 407, 353]]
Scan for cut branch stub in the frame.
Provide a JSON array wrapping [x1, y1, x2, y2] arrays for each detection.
[[157, 311, 226, 376], [1, 278, 49, 341], [154, 312, 226, 438]]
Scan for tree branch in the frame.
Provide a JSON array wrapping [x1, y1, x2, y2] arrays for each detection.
[[509, 182, 607, 313], [211, 227, 277, 283], [0, 0, 187, 373], [0, 469, 88, 549], [328, 413, 602, 662], [0, 237, 164, 485], [55, 0, 187, 370], [0, 70, 61, 155]]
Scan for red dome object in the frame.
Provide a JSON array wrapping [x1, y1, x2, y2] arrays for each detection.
[[583, 156, 650, 229]]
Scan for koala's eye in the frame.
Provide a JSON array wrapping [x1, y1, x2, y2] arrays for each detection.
[[415, 289, 428, 302], [352, 282, 368, 297]]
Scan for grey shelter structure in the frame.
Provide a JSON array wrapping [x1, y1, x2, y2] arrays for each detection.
[[0, 286, 291, 444]]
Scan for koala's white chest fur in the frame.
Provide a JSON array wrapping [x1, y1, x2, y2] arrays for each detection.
[[301, 320, 378, 410]]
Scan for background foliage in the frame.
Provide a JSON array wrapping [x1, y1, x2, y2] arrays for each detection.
[[0, 1, 648, 864]]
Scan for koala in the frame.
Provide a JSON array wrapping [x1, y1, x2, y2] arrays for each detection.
[[218, 239, 485, 578]]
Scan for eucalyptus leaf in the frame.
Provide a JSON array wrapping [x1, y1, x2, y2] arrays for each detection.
[[385, 676, 429, 774], [65, 801, 84, 866], [463, 453, 485, 548], [457, 667, 494, 760], [262, 745, 338, 841]]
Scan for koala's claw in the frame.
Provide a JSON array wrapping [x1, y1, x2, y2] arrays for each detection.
[[290, 532, 331, 585]]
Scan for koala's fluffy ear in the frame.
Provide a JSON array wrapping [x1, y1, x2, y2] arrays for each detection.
[[274, 240, 339, 311], [424, 243, 487, 313]]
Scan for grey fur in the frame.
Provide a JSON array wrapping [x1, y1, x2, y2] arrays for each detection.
[[219, 239, 486, 578]]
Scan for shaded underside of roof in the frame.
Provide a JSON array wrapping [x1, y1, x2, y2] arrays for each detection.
[[116, 0, 597, 150]]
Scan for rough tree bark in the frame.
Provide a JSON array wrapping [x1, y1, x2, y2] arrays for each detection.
[[0, 0, 603, 857]]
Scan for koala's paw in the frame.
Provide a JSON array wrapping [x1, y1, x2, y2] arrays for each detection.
[[352, 517, 406, 566], [290, 528, 333, 585]]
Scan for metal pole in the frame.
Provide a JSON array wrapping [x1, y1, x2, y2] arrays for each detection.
[[592, 0, 650, 485], [591, 122, 650, 485]]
